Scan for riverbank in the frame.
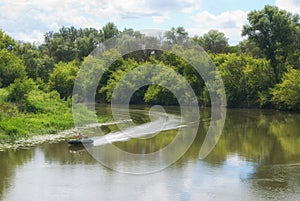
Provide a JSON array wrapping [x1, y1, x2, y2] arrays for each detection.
[[0, 120, 131, 151], [0, 88, 115, 144]]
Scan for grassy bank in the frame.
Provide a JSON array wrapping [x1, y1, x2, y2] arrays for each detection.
[[0, 88, 112, 142]]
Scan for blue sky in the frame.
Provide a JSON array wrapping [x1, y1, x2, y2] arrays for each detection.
[[0, 0, 299, 45]]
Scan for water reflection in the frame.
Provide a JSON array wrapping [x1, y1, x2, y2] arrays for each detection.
[[0, 148, 35, 201], [0, 108, 299, 200], [40, 142, 97, 165]]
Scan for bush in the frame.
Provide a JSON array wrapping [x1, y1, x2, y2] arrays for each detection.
[[0, 49, 26, 87], [7, 78, 35, 103], [271, 68, 300, 110]]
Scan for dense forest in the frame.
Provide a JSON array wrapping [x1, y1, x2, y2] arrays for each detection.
[[0, 5, 300, 140]]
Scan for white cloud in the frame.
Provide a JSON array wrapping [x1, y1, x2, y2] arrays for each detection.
[[144, 0, 201, 13], [180, 0, 201, 13], [49, 22, 59, 30], [152, 14, 170, 24], [15, 30, 44, 43], [0, 0, 202, 42], [189, 10, 248, 44], [0, 2, 28, 20], [276, 0, 300, 14]]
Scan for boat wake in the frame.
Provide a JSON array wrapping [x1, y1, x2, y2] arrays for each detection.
[[92, 112, 184, 146]]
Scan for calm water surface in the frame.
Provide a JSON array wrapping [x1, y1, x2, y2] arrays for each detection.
[[0, 107, 300, 201]]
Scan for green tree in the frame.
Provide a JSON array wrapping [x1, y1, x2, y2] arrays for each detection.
[[41, 26, 103, 63], [15, 42, 40, 80], [160, 50, 205, 99], [7, 78, 35, 103], [242, 5, 300, 82], [76, 27, 103, 59], [194, 30, 229, 54], [99, 59, 139, 102], [102, 22, 119, 40], [271, 68, 300, 110], [213, 54, 274, 107], [15, 42, 55, 83], [164, 27, 189, 44], [242, 56, 275, 107], [36, 55, 55, 83], [0, 29, 15, 50], [115, 30, 160, 62], [0, 49, 27, 87], [42, 29, 78, 63], [285, 49, 300, 70], [122, 28, 143, 38], [48, 61, 79, 99], [237, 39, 263, 58]]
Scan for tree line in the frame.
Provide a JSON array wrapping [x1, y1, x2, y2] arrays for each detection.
[[1, 5, 300, 110]]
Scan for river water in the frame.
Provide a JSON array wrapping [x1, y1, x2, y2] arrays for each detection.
[[0, 106, 300, 201]]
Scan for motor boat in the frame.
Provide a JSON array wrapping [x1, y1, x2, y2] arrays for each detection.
[[68, 138, 94, 145]]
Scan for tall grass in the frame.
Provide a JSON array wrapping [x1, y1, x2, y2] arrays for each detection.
[[0, 88, 111, 142]]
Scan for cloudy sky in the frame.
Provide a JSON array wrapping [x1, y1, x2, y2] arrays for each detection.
[[0, 0, 299, 44]]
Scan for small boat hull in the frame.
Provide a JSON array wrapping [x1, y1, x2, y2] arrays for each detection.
[[68, 139, 94, 145]]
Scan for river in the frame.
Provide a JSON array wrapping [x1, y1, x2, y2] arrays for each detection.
[[0, 106, 300, 201]]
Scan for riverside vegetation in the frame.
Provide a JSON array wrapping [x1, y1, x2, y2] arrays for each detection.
[[0, 5, 299, 142]]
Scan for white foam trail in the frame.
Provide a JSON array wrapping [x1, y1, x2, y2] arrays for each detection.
[[92, 113, 183, 146]]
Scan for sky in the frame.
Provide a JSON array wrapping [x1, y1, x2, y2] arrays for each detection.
[[0, 0, 299, 45]]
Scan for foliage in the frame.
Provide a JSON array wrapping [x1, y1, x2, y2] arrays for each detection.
[[286, 49, 300, 70], [164, 26, 189, 44], [49, 61, 80, 99], [0, 29, 15, 50], [7, 78, 35, 103], [237, 39, 263, 58], [102, 22, 119, 40], [193, 30, 229, 54], [1, 5, 300, 142], [271, 68, 300, 110], [242, 5, 300, 82], [212, 54, 274, 107], [40, 23, 118, 63], [99, 59, 139, 102], [0, 97, 74, 140], [15, 43, 55, 82], [0, 49, 27, 87]]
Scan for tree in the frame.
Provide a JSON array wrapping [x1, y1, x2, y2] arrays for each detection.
[[160, 50, 205, 99], [15, 42, 40, 80], [76, 27, 103, 59], [99, 59, 139, 102], [0, 29, 15, 50], [164, 27, 189, 44], [122, 28, 142, 38], [237, 39, 263, 58], [42, 28, 78, 63], [15, 42, 55, 83], [102, 22, 119, 40], [285, 49, 300, 70], [41, 26, 103, 63], [213, 54, 274, 107], [7, 78, 35, 103], [48, 61, 79, 99], [36, 55, 55, 83], [271, 68, 300, 110], [194, 30, 229, 54], [0, 49, 27, 87], [242, 5, 300, 82]]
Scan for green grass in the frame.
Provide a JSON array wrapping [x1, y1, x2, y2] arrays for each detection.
[[0, 88, 112, 142], [0, 88, 8, 104]]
